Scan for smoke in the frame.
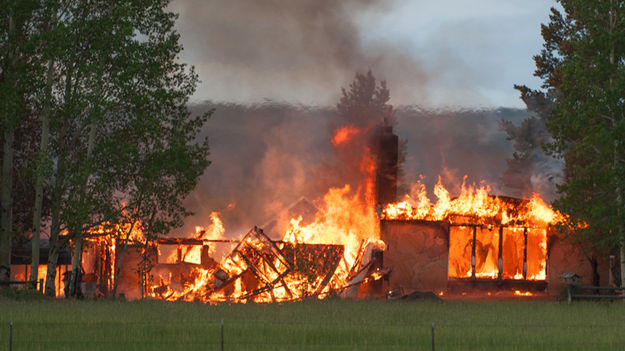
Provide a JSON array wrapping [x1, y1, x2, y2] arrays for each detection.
[[499, 115, 564, 202], [177, 102, 560, 239], [395, 107, 530, 195], [169, 0, 429, 105], [180, 102, 341, 239]]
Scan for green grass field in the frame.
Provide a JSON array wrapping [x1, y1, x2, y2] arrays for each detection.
[[1, 293, 624, 350]]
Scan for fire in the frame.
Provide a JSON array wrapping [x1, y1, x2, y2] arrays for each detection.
[[331, 125, 360, 146], [527, 194, 560, 225], [71, 110, 560, 302], [383, 175, 559, 283], [195, 212, 226, 240], [514, 290, 533, 296], [144, 126, 384, 303], [180, 211, 227, 263], [284, 184, 378, 247], [384, 176, 561, 226]]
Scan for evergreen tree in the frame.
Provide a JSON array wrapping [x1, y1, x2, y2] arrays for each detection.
[[521, 1, 625, 286], [337, 70, 394, 128]]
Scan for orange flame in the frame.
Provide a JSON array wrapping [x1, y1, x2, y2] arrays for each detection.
[[383, 175, 562, 226], [146, 141, 382, 303], [384, 175, 559, 283], [195, 212, 226, 240], [331, 125, 360, 146]]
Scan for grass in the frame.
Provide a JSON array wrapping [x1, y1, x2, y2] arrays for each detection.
[[1, 294, 624, 350]]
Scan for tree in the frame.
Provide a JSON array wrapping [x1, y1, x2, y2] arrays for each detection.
[[44, 0, 209, 297], [336, 70, 399, 206], [28, 0, 61, 285], [1, 0, 210, 296], [520, 1, 625, 286], [500, 87, 562, 201], [337, 70, 394, 128], [0, 0, 42, 284]]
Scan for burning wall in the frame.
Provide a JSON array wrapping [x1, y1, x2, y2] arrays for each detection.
[[380, 185, 613, 296], [381, 218, 611, 297], [381, 220, 448, 293], [9, 239, 71, 297], [380, 219, 549, 294]]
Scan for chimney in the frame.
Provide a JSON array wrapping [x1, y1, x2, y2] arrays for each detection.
[[374, 124, 398, 206]]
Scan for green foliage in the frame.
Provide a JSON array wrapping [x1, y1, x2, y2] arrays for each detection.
[[522, 1, 625, 252], [337, 70, 394, 127], [1, 0, 210, 292]]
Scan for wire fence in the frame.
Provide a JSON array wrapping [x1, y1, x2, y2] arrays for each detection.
[[1, 319, 624, 351]]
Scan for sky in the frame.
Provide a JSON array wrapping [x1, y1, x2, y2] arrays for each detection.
[[170, 0, 556, 109]]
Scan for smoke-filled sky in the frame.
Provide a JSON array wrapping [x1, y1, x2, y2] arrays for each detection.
[[178, 103, 552, 238], [170, 0, 555, 108], [166, 1, 564, 238]]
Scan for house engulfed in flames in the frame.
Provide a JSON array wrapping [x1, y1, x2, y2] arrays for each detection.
[[14, 123, 612, 301], [379, 181, 604, 297]]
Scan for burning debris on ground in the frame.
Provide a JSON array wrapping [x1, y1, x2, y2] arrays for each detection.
[[84, 225, 386, 303]]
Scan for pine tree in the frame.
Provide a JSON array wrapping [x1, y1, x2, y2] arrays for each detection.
[[521, 1, 625, 286]]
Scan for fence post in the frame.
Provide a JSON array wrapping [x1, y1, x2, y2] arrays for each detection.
[[39, 279, 44, 293], [567, 285, 572, 304], [431, 322, 435, 351], [9, 321, 13, 351], [221, 318, 224, 351]]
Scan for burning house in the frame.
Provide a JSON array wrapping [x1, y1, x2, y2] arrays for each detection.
[[16, 114, 610, 302], [379, 190, 599, 297]]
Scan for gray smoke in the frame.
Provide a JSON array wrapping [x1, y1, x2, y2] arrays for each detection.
[[499, 114, 564, 202], [180, 102, 340, 239], [169, 0, 429, 105], [395, 106, 529, 196], [176, 102, 559, 239]]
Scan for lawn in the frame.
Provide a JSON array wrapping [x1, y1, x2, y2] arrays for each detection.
[[0, 294, 624, 350]]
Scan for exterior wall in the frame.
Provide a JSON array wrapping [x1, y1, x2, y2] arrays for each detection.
[[380, 220, 448, 293], [382, 219, 613, 298], [116, 247, 144, 299], [546, 235, 611, 297]]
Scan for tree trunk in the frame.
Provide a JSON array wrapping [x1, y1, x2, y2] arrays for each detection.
[[67, 230, 82, 297], [590, 256, 600, 294], [620, 225, 625, 289], [44, 156, 66, 297], [30, 60, 53, 284], [617, 131, 625, 290], [68, 119, 97, 297], [44, 221, 60, 297], [605, 11, 625, 291], [45, 61, 75, 297], [0, 8, 16, 285], [0, 125, 15, 284]]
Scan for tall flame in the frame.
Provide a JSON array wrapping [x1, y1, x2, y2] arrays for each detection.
[[146, 124, 382, 303]]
